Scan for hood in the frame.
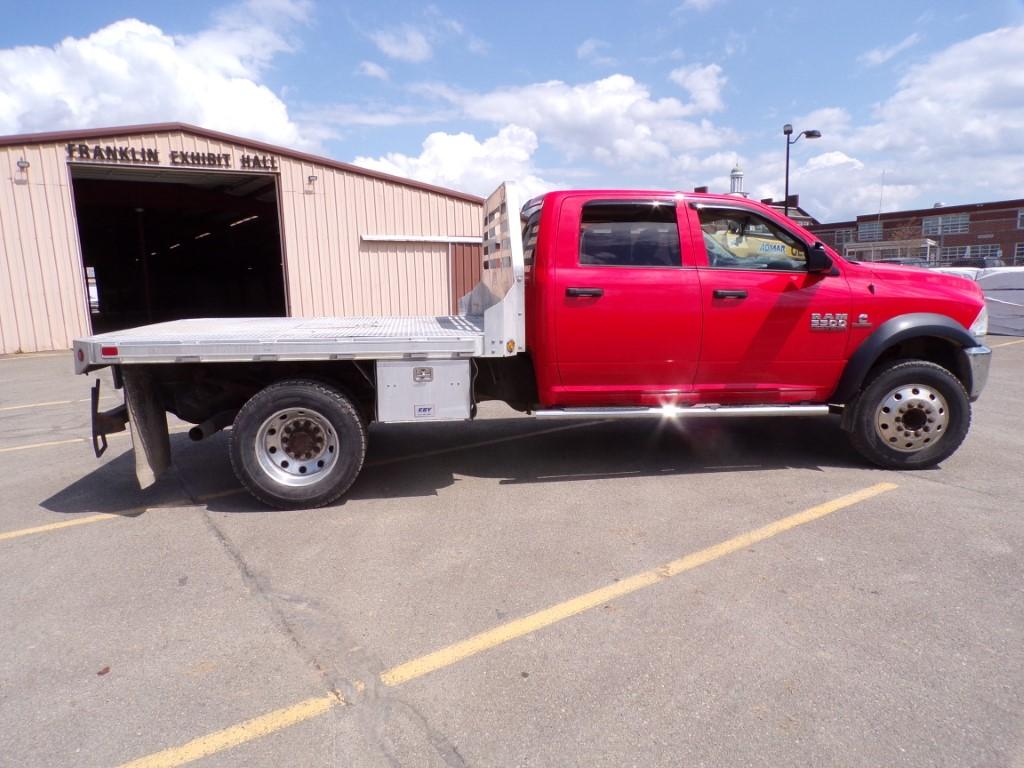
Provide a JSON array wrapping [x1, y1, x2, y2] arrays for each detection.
[[861, 261, 983, 298]]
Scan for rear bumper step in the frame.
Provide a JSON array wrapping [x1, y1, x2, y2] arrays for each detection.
[[533, 405, 832, 419]]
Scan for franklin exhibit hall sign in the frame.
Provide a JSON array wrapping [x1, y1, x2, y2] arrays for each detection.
[[64, 143, 279, 171]]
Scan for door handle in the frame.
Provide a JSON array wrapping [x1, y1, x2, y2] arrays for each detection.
[[566, 287, 604, 298], [712, 289, 747, 299]]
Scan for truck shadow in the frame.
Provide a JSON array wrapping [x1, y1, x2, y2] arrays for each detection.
[[347, 415, 864, 503], [41, 415, 867, 515]]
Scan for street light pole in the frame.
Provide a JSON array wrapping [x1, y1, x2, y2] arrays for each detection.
[[783, 124, 821, 218]]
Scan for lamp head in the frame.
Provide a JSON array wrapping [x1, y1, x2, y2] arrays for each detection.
[[783, 123, 793, 136], [803, 129, 822, 139]]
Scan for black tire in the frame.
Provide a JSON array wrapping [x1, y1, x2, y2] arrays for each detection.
[[848, 360, 971, 470], [229, 379, 367, 509]]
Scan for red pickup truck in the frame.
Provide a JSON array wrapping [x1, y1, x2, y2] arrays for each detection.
[[75, 184, 991, 509]]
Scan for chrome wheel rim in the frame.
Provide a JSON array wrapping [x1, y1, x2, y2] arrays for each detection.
[[255, 408, 338, 487], [874, 384, 948, 453]]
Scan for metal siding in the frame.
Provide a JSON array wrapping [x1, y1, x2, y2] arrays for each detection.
[[0, 128, 482, 352]]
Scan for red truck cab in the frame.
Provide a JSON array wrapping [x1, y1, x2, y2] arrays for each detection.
[[522, 190, 988, 409], [511, 189, 989, 476]]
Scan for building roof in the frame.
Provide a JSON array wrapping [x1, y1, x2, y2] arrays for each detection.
[[810, 198, 1024, 228], [866, 198, 1024, 221], [756, 197, 818, 226], [0, 121, 484, 204], [807, 220, 856, 230]]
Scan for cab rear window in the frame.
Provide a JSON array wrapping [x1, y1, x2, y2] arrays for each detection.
[[579, 201, 680, 268]]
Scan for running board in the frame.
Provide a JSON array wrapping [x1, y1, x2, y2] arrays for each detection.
[[533, 405, 832, 419]]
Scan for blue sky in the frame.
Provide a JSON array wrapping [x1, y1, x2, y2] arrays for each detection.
[[2, 0, 1024, 220]]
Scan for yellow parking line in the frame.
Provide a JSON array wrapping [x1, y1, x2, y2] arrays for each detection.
[[119, 694, 341, 768], [0, 437, 86, 453], [116, 481, 898, 767], [0, 425, 191, 454], [0, 513, 118, 542], [0, 352, 68, 361], [0, 489, 247, 543], [0, 399, 75, 412], [381, 480, 898, 685], [990, 338, 1024, 348], [0, 395, 118, 413]]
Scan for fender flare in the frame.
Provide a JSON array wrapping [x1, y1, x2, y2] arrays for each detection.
[[830, 312, 977, 404]]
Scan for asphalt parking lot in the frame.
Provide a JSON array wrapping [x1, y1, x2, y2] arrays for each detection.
[[1, 339, 1022, 768]]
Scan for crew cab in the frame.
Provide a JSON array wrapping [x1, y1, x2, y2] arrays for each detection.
[[73, 184, 992, 509]]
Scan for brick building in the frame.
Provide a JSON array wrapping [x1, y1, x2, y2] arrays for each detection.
[[808, 199, 1024, 267]]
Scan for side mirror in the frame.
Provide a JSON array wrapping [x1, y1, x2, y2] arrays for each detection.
[[807, 242, 833, 274]]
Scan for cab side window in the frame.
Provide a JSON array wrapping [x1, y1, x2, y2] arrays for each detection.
[[699, 209, 807, 271], [580, 201, 681, 268]]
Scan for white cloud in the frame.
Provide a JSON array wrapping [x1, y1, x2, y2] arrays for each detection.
[[342, 69, 735, 197], [368, 10, 487, 62], [423, 6, 489, 55], [680, 0, 725, 10], [748, 25, 1024, 220], [858, 32, 921, 66], [668, 63, 726, 113], [300, 103, 456, 127], [792, 107, 852, 139], [353, 125, 555, 199], [750, 150, 920, 222], [577, 38, 616, 66], [428, 73, 733, 170], [863, 26, 1024, 156], [369, 25, 433, 62], [357, 60, 389, 80], [0, 0, 309, 146]]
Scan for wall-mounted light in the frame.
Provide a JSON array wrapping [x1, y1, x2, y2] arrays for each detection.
[[14, 158, 30, 184], [307, 175, 318, 184]]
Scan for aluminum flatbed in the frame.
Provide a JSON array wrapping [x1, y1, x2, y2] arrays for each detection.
[[74, 315, 486, 373]]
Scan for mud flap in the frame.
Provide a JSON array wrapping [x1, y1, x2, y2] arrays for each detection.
[[122, 367, 171, 488]]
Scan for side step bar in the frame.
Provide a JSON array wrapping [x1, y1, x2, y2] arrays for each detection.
[[533, 405, 832, 419]]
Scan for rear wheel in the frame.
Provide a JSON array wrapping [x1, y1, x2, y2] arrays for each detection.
[[848, 360, 970, 469], [229, 380, 366, 509]]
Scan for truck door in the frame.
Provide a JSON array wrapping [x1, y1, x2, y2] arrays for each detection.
[[550, 197, 702, 405], [688, 204, 851, 403]]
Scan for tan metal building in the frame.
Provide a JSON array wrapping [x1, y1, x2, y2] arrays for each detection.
[[0, 123, 483, 354]]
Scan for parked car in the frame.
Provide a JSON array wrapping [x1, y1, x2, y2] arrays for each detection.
[[950, 256, 1006, 268], [877, 257, 930, 268]]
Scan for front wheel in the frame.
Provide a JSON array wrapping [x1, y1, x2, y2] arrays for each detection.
[[848, 360, 971, 470], [229, 380, 367, 509]]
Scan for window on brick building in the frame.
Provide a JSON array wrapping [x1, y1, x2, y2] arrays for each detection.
[[858, 221, 882, 241], [969, 244, 1002, 259], [1015, 243, 1024, 265], [940, 246, 967, 261], [835, 229, 854, 244], [923, 213, 969, 235]]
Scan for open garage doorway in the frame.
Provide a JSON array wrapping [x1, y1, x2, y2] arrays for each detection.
[[71, 165, 287, 334]]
